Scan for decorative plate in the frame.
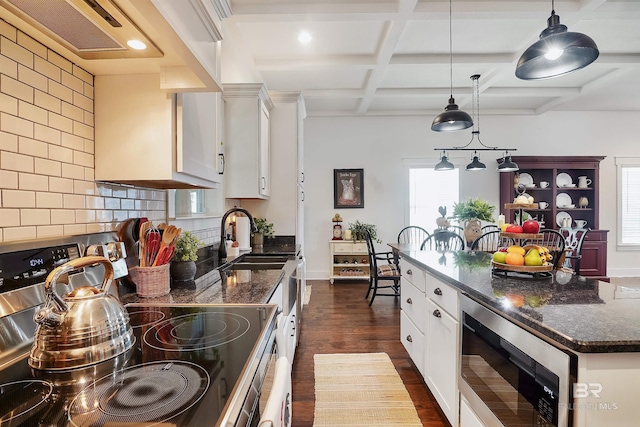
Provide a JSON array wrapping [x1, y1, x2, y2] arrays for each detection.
[[556, 211, 572, 227], [518, 172, 534, 186], [556, 173, 573, 188], [556, 193, 573, 208]]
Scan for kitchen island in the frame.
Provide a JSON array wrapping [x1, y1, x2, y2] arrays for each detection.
[[396, 247, 640, 427]]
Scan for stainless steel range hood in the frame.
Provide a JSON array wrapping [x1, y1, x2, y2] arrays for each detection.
[[0, 0, 163, 60]]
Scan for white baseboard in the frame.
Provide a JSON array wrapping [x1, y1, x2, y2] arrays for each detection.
[[607, 267, 640, 278]]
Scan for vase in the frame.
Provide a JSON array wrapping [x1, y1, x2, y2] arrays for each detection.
[[463, 219, 482, 248], [170, 260, 197, 282], [252, 232, 264, 248]]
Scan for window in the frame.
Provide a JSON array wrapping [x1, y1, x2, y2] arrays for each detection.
[[408, 166, 459, 232], [616, 158, 640, 250]]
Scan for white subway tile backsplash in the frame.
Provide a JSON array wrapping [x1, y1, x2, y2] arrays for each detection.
[[113, 210, 129, 221], [95, 209, 112, 222], [36, 192, 63, 208], [112, 188, 127, 198], [61, 70, 83, 93], [84, 167, 94, 181], [2, 189, 34, 207], [48, 144, 73, 163], [0, 92, 17, 115], [1, 74, 33, 103], [34, 124, 61, 145], [17, 32, 46, 59], [18, 100, 47, 125], [0, 130, 18, 151], [21, 208, 50, 225], [34, 90, 61, 114], [73, 121, 93, 140], [63, 224, 86, 235], [49, 176, 73, 193], [85, 195, 104, 209], [47, 51, 71, 73], [35, 157, 61, 176], [18, 64, 47, 92], [61, 163, 84, 180], [83, 110, 93, 127], [18, 136, 47, 157], [1, 37, 33, 68], [73, 150, 93, 167], [83, 83, 93, 100], [62, 193, 84, 209], [3, 226, 36, 241], [36, 225, 64, 238], [72, 65, 92, 85], [1, 151, 34, 172], [73, 92, 93, 113], [61, 132, 83, 151], [48, 80, 73, 103], [34, 56, 60, 82], [50, 209, 75, 224], [73, 179, 95, 195], [0, 170, 18, 189], [127, 188, 138, 199], [97, 185, 112, 197], [0, 54, 17, 79], [86, 223, 108, 233], [0, 111, 34, 138], [121, 199, 134, 210], [0, 19, 17, 41], [84, 138, 94, 154], [75, 209, 95, 223], [104, 197, 119, 209], [0, 208, 20, 226], [47, 111, 73, 133], [61, 102, 83, 123], [18, 172, 48, 191]]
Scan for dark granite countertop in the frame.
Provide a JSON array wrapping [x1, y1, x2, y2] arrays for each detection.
[[398, 249, 640, 353]]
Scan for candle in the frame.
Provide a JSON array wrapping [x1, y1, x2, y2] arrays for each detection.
[[498, 214, 505, 228], [344, 229, 352, 240]]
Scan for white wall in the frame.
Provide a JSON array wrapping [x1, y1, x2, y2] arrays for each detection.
[[303, 111, 640, 279]]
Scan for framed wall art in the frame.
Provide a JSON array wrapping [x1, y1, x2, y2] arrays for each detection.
[[334, 169, 364, 208]]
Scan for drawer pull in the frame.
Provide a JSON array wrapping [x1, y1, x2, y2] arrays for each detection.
[[406, 298, 413, 304], [433, 309, 441, 318], [406, 269, 413, 275], [406, 335, 413, 342], [433, 287, 443, 296]]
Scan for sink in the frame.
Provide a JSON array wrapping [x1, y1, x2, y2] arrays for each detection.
[[240, 255, 291, 263], [222, 254, 290, 271]]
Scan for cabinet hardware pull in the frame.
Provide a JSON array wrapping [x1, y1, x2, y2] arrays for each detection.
[[433, 309, 441, 318], [434, 288, 443, 296], [406, 298, 412, 304], [407, 269, 412, 275], [406, 335, 413, 342], [301, 191, 305, 202], [261, 176, 266, 190], [301, 172, 304, 182]]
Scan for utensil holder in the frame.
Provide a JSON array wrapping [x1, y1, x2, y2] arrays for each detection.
[[129, 264, 170, 297]]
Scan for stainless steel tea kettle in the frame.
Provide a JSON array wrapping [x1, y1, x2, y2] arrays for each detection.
[[29, 256, 135, 371]]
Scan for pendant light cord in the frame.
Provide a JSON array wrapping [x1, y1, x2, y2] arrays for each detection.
[[448, 0, 453, 98]]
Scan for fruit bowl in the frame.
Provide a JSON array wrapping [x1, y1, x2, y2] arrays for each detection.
[[491, 260, 553, 279]]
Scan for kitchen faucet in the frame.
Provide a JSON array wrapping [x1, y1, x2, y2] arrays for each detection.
[[219, 207, 257, 260]]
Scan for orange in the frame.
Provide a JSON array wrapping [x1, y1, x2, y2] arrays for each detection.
[[505, 252, 525, 266], [507, 245, 525, 256]]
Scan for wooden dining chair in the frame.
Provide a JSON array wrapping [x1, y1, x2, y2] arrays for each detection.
[[421, 231, 465, 251], [525, 229, 566, 269], [470, 230, 513, 252], [397, 226, 430, 249], [559, 227, 590, 274], [364, 230, 400, 306]]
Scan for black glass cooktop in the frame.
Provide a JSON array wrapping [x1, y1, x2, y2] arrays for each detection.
[[0, 304, 277, 427]]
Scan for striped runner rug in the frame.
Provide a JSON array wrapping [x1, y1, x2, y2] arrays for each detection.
[[313, 352, 422, 426]]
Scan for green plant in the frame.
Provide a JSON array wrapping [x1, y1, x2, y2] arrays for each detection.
[[348, 220, 381, 243], [173, 231, 204, 262], [449, 198, 496, 223], [253, 218, 275, 239]]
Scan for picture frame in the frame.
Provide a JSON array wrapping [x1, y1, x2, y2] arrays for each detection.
[[334, 169, 364, 208]]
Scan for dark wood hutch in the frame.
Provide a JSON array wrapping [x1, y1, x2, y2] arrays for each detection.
[[498, 156, 608, 280]]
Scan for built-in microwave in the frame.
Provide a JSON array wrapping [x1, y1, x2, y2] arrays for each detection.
[[459, 295, 577, 427]]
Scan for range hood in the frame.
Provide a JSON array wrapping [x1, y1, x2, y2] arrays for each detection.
[[0, 0, 163, 60]]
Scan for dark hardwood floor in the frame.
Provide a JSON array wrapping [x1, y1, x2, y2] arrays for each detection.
[[292, 280, 449, 426]]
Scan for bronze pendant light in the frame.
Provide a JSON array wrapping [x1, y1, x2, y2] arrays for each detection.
[[516, 0, 599, 80], [431, 0, 472, 132]]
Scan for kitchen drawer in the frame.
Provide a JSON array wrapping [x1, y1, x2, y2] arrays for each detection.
[[400, 258, 426, 293], [400, 310, 425, 378], [352, 242, 368, 253], [333, 242, 354, 253], [401, 278, 426, 331], [425, 274, 459, 321]]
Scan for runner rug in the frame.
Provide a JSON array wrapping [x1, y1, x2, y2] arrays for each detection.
[[313, 352, 422, 426]]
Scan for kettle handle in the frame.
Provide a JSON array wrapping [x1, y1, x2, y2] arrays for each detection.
[[44, 256, 115, 313]]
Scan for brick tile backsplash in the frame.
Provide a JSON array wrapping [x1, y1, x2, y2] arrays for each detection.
[[0, 20, 220, 243]]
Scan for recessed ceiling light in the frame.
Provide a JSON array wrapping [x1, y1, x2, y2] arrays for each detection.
[[127, 39, 147, 50], [298, 32, 312, 43]]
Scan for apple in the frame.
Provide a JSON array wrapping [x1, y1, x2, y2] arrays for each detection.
[[522, 219, 540, 234], [497, 247, 508, 252], [505, 224, 524, 233], [493, 251, 507, 264]]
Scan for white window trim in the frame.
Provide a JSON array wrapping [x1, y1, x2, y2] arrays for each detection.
[[615, 157, 640, 251]]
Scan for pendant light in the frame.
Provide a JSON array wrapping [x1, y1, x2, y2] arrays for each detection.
[[435, 151, 455, 171], [431, 0, 472, 132], [498, 153, 519, 172], [516, 0, 599, 80], [465, 75, 486, 171]]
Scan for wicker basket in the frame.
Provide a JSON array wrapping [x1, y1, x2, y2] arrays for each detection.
[[129, 264, 170, 297]]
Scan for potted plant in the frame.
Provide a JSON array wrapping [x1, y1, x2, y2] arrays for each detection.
[[170, 231, 204, 282], [449, 198, 496, 246], [348, 220, 381, 243], [251, 218, 275, 248]]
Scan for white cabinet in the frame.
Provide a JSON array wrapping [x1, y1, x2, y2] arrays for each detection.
[[460, 397, 486, 427], [400, 259, 427, 377], [223, 83, 273, 199], [95, 74, 222, 189], [329, 241, 370, 283]]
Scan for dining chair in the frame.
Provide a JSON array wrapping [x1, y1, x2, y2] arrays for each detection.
[[470, 230, 513, 252], [481, 224, 500, 233], [397, 226, 430, 249], [421, 231, 465, 251], [363, 230, 400, 306], [559, 227, 590, 274], [525, 229, 566, 269]]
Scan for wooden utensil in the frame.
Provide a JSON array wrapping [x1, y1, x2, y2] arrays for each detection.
[[152, 226, 180, 266]]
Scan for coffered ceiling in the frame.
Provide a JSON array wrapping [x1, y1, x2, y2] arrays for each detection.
[[225, 0, 640, 117]]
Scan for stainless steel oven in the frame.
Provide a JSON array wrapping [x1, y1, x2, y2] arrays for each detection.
[[459, 295, 577, 427]]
